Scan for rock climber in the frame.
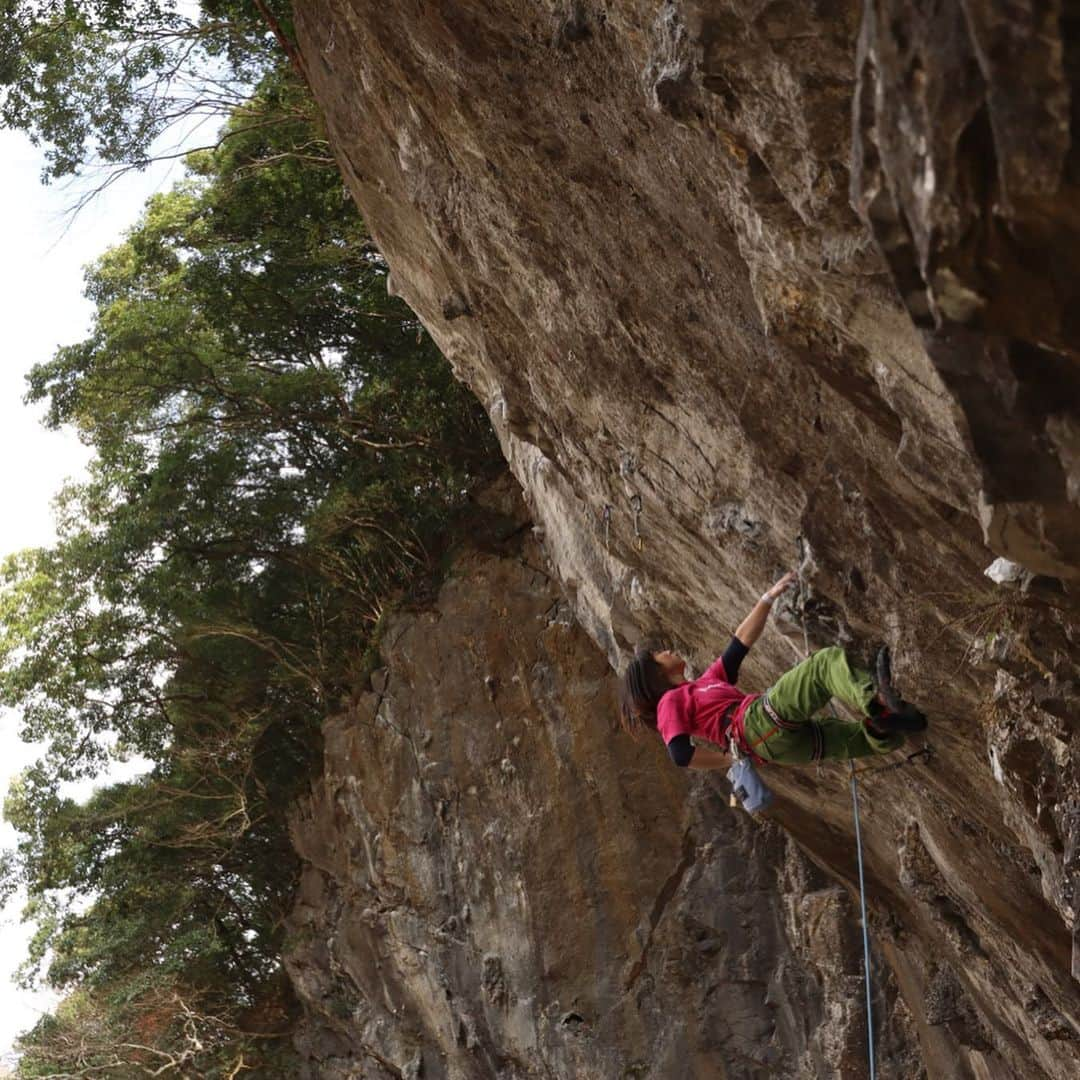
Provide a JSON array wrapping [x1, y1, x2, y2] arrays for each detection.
[[618, 571, 928, 770]]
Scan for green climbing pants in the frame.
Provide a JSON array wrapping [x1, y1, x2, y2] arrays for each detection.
[[741, 646, 904, 765]]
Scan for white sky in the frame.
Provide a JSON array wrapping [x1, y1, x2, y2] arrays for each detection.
[[0, 128, 197, 1061]]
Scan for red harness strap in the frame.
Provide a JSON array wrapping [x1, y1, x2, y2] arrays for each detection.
[[759, 694, 825, 763], [726, 695, 774, 765], [748, 722, 780, 750]]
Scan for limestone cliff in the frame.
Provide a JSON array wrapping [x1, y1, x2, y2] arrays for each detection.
[[285, 482, 919, 1077], [289, 2, 1080, 1077]]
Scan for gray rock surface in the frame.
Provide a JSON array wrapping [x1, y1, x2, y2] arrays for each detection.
[[290, 2, 1080, 1076], [285, 486, 917, 1077]]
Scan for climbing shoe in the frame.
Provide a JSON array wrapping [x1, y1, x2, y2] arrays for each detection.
[[873, 645, 902, 711], [867, 646, 928, 734], [866, 705, 927, 736]]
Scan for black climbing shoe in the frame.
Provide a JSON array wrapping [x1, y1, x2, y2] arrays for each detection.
[[873, 646, 901, 712], [867, 646, 928, 735], [866, 705, 928, 736]]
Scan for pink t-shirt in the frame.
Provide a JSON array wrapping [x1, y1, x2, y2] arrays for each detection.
[[656, 655, 758, 747]]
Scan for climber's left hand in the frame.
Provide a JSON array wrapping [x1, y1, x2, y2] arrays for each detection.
[[762, 570, 797, 603]]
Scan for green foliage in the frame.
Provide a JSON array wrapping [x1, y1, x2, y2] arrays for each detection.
[[0, 0, 295, 179], [2, 66, 500, 1078]]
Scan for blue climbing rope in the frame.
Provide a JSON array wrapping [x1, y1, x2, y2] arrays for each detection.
[[849, 760, 877, 1080], [793, 540, 876, 1078]]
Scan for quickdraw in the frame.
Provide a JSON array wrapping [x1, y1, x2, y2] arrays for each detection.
[[630, 493, 643, 552], [850, 743, 934, 778]]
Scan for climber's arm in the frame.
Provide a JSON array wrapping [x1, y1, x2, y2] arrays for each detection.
[[718, 636, 749, 683], [668, 735, 731, 770], [734, 570, 796, 648], [686, 745, 731, 770]]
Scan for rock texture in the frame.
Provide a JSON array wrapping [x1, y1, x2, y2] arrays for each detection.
[[292, 2, 1080, 1077], [286, 485, 919, 1077], [852, 0, 1080, 580]]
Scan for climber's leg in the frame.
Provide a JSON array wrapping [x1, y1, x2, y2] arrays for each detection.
[[742, 646, 906, 763], [765, 645, 877, 723], [742, 699, 902, 764], [741, 698, 815, 763], [816, 714, 902, 759]]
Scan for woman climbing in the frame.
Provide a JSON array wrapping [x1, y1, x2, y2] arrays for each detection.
[[618, 571, 928, 770]]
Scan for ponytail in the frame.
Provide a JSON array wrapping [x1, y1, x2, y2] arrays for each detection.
[[619, 647, 675, 735]]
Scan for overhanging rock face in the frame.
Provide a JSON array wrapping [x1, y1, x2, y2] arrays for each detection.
[[292, 2, 1080, 1076], [285, 486, 918, 1077]]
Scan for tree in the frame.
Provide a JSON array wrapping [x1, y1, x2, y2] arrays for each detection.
[[0, 0, 297, 171], [1, 66, 501, 1077]]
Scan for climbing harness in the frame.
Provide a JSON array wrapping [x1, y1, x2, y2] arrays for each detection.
[[761, 694, 826, 762]]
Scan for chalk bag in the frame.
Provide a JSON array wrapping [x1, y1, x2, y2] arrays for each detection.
[[727, 756, 774, 814]]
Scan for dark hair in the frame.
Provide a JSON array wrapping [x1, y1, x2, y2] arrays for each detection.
[[619, 646, 676, 734]]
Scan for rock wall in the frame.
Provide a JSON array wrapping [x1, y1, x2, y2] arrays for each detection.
[[285, 482, 919, 1077], [291, 2, 1080, 1077]]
